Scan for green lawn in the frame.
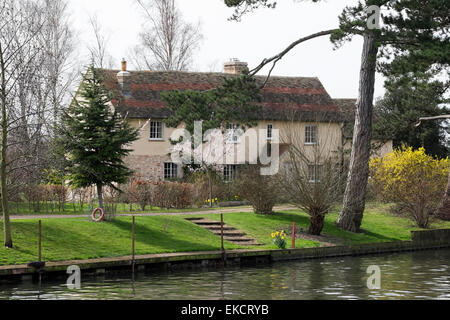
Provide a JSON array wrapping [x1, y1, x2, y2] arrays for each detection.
[[0, 216, 244, 266], [1, 202, 450, 266], [195, 202, 450, 246]]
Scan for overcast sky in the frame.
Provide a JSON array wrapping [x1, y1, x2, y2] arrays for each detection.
[[68, 0, 387, 100]]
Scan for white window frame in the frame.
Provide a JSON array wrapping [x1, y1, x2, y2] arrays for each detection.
[[150, 121, 164, 141], [164, 163, 178, 180], [308, 164, 323, 183], [305, 125, 318, 145], [223, 165, 238, 182]]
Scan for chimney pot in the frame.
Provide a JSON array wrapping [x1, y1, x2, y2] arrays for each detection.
[[121, 59, 127, 71]]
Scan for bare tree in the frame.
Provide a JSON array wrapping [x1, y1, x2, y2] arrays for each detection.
[[0, 0, 75, 247], [278, 111, 344, 235], [87, 14, 114, 69], [130, 0, 203, 71], [0, 0, 45, 247]]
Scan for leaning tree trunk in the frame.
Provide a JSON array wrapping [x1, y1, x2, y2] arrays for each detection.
[[0, 44, 12, 248], [337, 32, 378, 233], [436, 168, 450, 220]]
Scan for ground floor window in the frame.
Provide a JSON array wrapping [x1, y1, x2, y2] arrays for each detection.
[[308, 164, 323, 183], [223, 165, 238, 182], [164, 163, 179, 180]]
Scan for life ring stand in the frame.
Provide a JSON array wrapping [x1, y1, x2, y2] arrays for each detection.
[[92, 208, 105, 222]]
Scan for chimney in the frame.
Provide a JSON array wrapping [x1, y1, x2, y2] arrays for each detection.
[[117, 58, 131, 96], [224, 58, 248, 75]]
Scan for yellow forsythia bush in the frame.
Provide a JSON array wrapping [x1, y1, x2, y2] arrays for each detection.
[[369, 147, 449, 228]]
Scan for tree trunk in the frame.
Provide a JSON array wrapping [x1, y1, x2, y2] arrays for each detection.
[[337, 33, 378, 233], [309, 213, 325, 236], [436, 168, 450, 220], [97, 183, 103, 210], [0, 44, 12, 248]]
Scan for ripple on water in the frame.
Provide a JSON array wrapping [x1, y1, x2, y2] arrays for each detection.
[[3, 249, 450, 300]]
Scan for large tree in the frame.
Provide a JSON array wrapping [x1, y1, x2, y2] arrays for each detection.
[[374, 72, 450, 158], [1, 0, 75, 247], [224, 0, 450, 232], [130, 0, 203, 71], [57, 66, 139, 211]]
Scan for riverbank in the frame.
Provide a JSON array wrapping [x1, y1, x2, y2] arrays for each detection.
[[2, 228, 450, 279], [2, 203, 450, 267]]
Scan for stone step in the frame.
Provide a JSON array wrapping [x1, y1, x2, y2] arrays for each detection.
[[205, 226, 235, 231], [211, 230, 246, 237], [194, 221, 222, 226], [186, 217, 261, 246], [223, 236, 255, 242]]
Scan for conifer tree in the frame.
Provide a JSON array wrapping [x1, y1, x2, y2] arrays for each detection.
[[57, 66, 139, 211]]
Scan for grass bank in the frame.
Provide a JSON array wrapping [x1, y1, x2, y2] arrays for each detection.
[[1, 202, 450, 266], [8, 202, 224, 216]]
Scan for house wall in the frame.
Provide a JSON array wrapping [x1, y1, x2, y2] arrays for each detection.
[[343, 139, 393, 159], [125, 118, 343, 181]]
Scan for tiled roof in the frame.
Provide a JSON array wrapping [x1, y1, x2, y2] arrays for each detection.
[[99, 69, 343, 122], [334, 98, 387, 140]]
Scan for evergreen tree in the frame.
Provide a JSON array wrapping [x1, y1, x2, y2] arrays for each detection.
[[57, 66, 139, 211], [374, 73, 450, 158]]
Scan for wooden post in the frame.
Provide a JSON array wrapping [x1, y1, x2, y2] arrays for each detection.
[[132, 216, 135, 273], [221, 214, 225, 251], [292, 222, 296, 249], [38, 220, 42, 262], [221, 214, 226, 263]]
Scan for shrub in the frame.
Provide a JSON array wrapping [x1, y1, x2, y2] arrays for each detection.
[[153, 182, 194, 209], [102, 186, 120, 221], [126, 176, 153, 211], [234, 165, 280, 215], [370, 147, 449, 228]]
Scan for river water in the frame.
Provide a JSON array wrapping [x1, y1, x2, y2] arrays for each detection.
[[2, 249, 450, 300]]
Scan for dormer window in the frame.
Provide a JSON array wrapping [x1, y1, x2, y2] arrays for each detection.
[[150, 121, 164, 140]]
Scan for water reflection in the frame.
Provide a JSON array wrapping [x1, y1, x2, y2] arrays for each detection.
[[2, 249, 450, 300]]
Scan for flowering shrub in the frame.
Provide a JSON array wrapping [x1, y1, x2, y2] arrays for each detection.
[[271, 230, 287, 249], [204, 197, 219, 206], [370, 147, 449, 228]]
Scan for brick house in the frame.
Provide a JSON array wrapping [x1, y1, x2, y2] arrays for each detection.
[[90, 59, 391, 182]]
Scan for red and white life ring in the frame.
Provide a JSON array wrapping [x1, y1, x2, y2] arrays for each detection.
[[92, 208, 105, 222]]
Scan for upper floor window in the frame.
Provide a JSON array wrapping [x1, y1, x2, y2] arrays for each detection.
[[164, 162, 178, 180], [305, 125, 318, 145], [267, 124, 274, 140], [226, 124, 241, 144], [150, 121, 164, 140]]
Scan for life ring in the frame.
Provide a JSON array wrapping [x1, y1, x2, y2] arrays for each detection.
[[92, 208, 105, 222]]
